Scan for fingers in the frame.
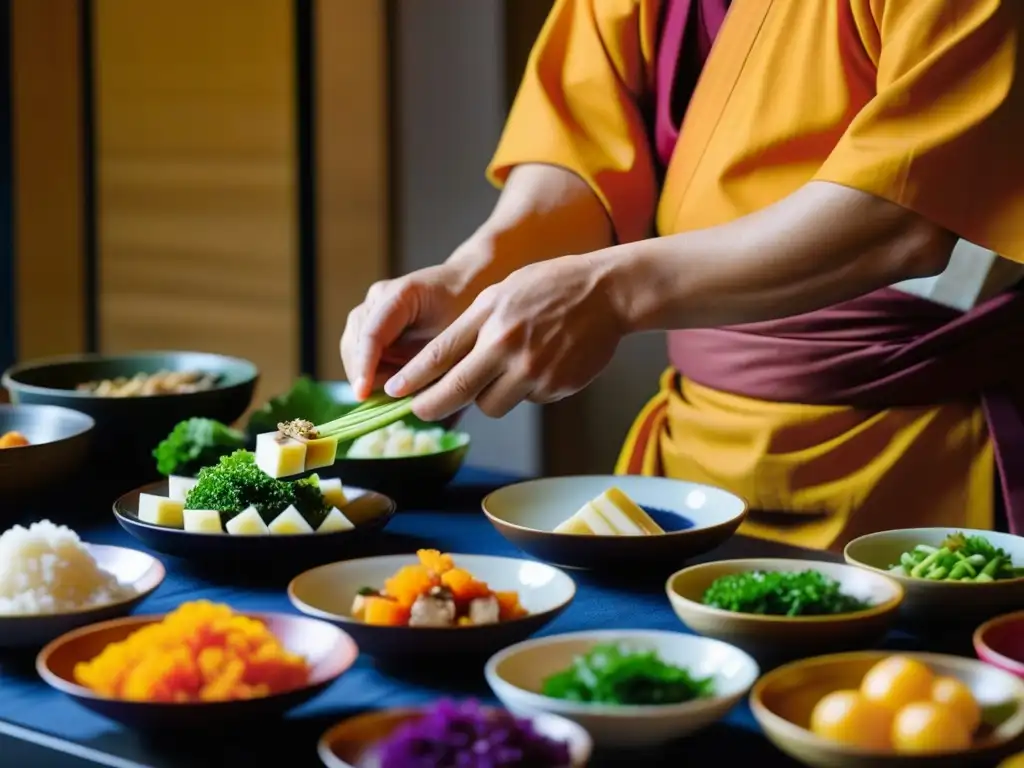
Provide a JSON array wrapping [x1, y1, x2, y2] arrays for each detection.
[[340, 281, 416, 400], [475, 372, 535, 418], [410, 345, 502, 421]]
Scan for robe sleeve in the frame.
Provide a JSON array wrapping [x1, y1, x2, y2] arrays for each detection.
[[814, 0, 1024, 262], [486, 0, 660, 244]]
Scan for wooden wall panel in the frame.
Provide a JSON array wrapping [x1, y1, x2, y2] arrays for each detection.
[[314, 0, 390, 381], [10, 0, 87, 360], [92, 0, 299, 401]]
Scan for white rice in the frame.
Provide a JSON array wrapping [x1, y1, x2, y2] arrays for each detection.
[[0, 520, 135, 615]]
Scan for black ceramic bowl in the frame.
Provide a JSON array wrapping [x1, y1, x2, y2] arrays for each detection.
[[3, 351, 258, 490], [0, 404, 94, 502], [247, 381, 470, 502], [113, 479, 397, 570]]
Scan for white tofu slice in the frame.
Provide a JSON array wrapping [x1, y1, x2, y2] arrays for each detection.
[[167, 475, 199, 502], [225, 506, 270, 535], [254, 432, 307, 478], [318, 477, 348, 509], [317, 507, 354, 533], [304, 435, 339, 471], [183, 509, 223, 533], [267, 505, 314, 535], [137, 493, 185, 528]]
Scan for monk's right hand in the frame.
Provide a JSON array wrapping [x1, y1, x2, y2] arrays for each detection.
[[340, 262, 474, 401]]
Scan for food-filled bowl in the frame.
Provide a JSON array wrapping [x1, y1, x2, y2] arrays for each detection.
[[3, 351, 258, 489], [484, 629, 758, 748], [975, 610, 1024, 680], [113, 478, 396, 569], [844, 528, 1024, 624], [482, 475, 746, 573], [37, 610, 357, 729], [246, 379, 469, 500], [666, 558, 903, 664], [751, 651, 1024, 767], [318, 703, 592, 768], [0, 403, 94, 501], [288, 552, 575, 665]]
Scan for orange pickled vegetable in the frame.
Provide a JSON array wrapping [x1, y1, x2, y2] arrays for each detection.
[[417, 549, 455, 575], [73, 600, 309, 703], [441, 568, 492, 603], [0, 431, 29, 449], [384, 565, 439, 608], [494, 591, 528, 620], [364, 596, 411, 626]]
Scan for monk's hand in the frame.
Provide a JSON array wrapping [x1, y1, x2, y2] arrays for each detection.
[[384, 253, 623, 420]]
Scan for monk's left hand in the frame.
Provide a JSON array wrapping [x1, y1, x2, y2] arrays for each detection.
[[383, 254, 624, 421]]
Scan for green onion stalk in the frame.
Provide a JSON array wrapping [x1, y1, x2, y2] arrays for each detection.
[[311, 394, 415, 443]]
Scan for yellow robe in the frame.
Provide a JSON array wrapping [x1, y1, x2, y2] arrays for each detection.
[[488, 0, 1024, 550]]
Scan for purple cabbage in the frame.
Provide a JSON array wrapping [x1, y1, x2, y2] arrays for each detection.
[[376, 699, 572, 768]]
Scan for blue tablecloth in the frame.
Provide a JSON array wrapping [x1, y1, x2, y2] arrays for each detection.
[[0, 468, 968, 768]]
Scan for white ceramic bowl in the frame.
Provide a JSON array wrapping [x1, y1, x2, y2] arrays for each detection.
[[482, 475, 746, 572], [0, 543, 164, 649], [844, 527, 1024, 623], [484, 629, 759, 748], [289, 553, 576, 663]]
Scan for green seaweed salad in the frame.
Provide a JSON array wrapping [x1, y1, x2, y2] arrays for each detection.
[[541, 643, 714, 706], [702, 570, 870, 617], [890, 531, 1024, 582]]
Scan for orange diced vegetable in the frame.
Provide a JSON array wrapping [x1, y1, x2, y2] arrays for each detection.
[[363, 596, 411, 626], [384, 565, 439, 607], [440, 568, 492, 603], [0, 431, 29, 449], [494, 591, 528, 620], [417, 549, 455, 575]]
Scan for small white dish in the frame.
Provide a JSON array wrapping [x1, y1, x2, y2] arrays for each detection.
[[484, 629, 759, 748]]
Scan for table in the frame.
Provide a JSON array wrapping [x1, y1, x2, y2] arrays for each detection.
[[0, 468, 979, 768]]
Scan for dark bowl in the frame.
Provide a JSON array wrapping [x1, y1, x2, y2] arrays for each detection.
[[248, 381, 469, 502], [37, 612, 358, 729], [113, 479, 397, 569], [3, 351, 258, 490], [0, 404, 94, 501]]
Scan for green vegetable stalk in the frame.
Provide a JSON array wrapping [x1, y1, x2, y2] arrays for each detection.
[[310, 394, 415, 442], [702, 570, 870, 617], [889, 533, 1023, 582], [153, 418, 247, 477]]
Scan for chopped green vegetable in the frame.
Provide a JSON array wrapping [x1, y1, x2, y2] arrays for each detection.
[[702, 570, 870, 617], [889, 532, 1024, 582], [183, 450, 329, 527], [152, 418, 247, 477], [540, 643, 714, 706]]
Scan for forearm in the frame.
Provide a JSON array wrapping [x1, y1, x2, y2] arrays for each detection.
[[447, 164, 614, 293], [604, 181, 958, 331]]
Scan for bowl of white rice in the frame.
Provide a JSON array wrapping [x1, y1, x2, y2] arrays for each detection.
[[0, 520, 164, 648]]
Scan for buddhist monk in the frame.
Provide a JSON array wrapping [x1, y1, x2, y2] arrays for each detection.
[[341, 0, 1024, 549]]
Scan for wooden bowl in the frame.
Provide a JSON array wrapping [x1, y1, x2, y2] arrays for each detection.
[[0, 543, 163, 649], [751, 651, 1024, 767], [0, 403, 93, 501], [976, 610, 1024, 680], [482, 475, 746, 573], [289, 553, 575, 664], [666, 558, 903, 664], [37, 611, 357, 729], [318, 707, 592, 767], [845, 528, 1024, 625], [484, 629, 758, 748]]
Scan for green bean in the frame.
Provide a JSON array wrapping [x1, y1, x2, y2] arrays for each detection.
[[889, 532, 1019, 583], [926, 566, 948, 580], [948, 561, 972, 580], [914, 545, 939, 555], [910, 548, 946, 578]]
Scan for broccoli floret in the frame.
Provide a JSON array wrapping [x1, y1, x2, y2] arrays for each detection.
[[184, 450, 329, 526], [153, 418, 247, 477]]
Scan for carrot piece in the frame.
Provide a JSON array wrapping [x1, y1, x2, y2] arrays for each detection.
[[384, 565, 439, 608], [363, 596, 410, 626], [440, 568, 491, 603], [0, 431, 29, 448], [417, 549, 455, 575], [494, 591, 528, 620]]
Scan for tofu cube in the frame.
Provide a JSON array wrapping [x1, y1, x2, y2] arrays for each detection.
[[304, 435, 339, 471], [225, 506, 270, 535], [168, 475, 199, 502], [137, 494, 185, 528], [267, 505, 314, 535], [255, 432, 307, 478], [318, 477, 348, 509], [317, 507, 354, 533], [183, 509, 223, 533]]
